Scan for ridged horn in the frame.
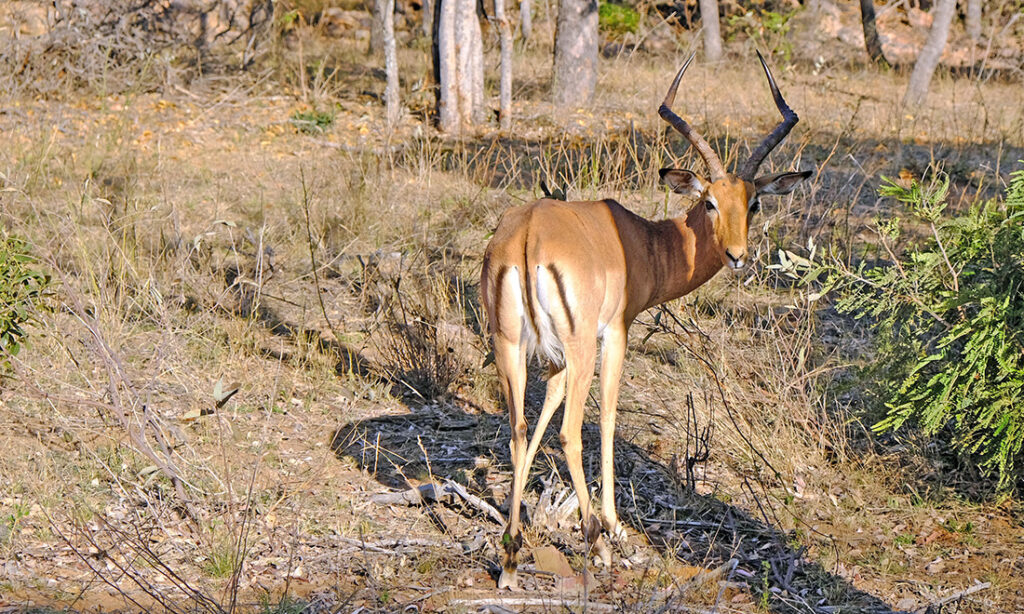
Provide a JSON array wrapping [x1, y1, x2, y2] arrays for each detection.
[[658, 51, 726, 182], [739, 50, 799, 180]]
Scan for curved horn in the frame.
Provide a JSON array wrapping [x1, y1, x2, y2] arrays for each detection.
[[739, 51, 799, 180], [659, 51, 726, 182]]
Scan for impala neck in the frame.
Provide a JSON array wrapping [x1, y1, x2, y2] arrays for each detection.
[[641, 204, 724, 311]]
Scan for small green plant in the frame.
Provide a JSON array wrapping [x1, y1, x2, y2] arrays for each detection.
[[290, 107, 335, 134], [726, 9, 796, 62], [2, 502, 30, 545], [0, 236, 48, 369], [758, 559, 772, 610], [415, 556, 437, 574], [942, 518, 974, 535], [202, 542, 237, 578], [598, 3, 639, 38], [277, 8, 301, 29], [258, 595, 308, 614], [893, 533, 915, 546], [824, 165, 1024, 489]]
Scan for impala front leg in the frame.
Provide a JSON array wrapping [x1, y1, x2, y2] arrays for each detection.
[[599, 324, 628, 544]]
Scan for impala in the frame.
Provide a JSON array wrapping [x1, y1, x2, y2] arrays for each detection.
[[481, 52, 812, 589]]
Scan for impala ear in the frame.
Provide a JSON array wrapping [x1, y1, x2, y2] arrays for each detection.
[[754, 169, 813, 195], [659, 169, 704, 198]]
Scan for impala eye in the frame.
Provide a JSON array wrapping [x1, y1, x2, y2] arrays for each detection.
[[704, 200, 715, 211]]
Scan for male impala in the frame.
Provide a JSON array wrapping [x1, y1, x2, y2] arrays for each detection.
[[481, 52, 812, 589]]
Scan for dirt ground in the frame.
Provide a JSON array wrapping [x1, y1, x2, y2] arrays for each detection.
[[1, 2, 1024, 613]]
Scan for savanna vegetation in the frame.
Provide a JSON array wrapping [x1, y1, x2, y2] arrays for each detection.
[[0, 0, 1022, 612]]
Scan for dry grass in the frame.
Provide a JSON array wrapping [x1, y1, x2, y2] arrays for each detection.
[[1, 5, 1023, 613]]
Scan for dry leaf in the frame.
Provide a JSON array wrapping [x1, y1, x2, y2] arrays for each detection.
[[533, 546, 574, 577]]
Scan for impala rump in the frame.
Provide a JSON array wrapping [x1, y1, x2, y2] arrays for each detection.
[[483, 258, 574, 369]]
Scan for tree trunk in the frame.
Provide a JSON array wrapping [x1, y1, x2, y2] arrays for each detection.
[[432, 0, 442, 109], [383, 0, 400, 125], [552, 0, 598, 106], [903, 0, 956, 106], [437, 0, 458, 131], [370, 0, 385, 54], [859, 0, 890, 67], [495, 0, 513, 129], [455, 0, 484, 125], [965, 0, 981, 41], [422, 0, 433, 38], [699, 0, 722, 62], [435, 0, 483, 132], [520, 0, 532, 40]]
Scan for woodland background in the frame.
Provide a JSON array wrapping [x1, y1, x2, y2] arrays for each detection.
[[0, 0, 1023, 612]]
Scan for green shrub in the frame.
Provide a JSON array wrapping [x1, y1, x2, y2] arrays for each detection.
[[825, 166, 1024, 488], [726, 8, 796, 62], [0, 236, 48, 368], [599, 3, 639, 38], [290, 107, 335, 134]]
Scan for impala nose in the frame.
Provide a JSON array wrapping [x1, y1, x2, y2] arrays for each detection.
[[725, 248, 746, 270]]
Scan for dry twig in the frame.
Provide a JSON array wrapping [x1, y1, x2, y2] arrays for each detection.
[[916, 582, 991, 614], [334, 535, 464, 552], [371, 479, 505, 525], [449, 596, 616, 612]]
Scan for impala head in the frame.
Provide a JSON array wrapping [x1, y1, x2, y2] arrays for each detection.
[[658, 51, 813, 271]]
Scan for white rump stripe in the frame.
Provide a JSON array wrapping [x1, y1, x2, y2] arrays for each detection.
[[502, 266, 536, 355], [504, 266, 524, 318], [532, 265, 565, 366]]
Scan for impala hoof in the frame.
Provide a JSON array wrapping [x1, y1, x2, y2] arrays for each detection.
[[584, 515, 603, 545], [607, 521, 628, 543], [593, 536, 613, 568], [498, 568, 518, 590]]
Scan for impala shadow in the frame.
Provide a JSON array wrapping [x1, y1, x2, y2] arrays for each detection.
[[331, 397, 900, 613]]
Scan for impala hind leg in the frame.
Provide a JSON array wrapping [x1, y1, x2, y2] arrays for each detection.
[[495, 334, 529, 590], [522, 366, 567, 483], [498, 364, 564, 589], [559, 342, 602, 550]]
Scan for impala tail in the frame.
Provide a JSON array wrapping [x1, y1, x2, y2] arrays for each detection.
[[482, 217, 570, 369]]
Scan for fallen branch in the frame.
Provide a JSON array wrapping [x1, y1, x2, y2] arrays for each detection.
[[334, 535, 462, 553], [370, 484, 434, 506], [371, 479, 506, 525], [654, 558, 738, 607], [641, 516, 724, 529], [449, 596, 615, 612], [442, 479, 506, 525], [683, 558, 737, 590], [916, 581, 991, 614]]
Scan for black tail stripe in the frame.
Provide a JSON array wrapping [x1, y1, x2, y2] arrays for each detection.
[[546, 264, 576, 334], [493, 265, 507, 331]]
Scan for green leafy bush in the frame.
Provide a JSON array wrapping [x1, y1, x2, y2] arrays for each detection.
[[726, 9, 796, 62], [290, 108, 335, 134], [0, 236, 48, 368], [826, 166, 1024, 488], [599, 3, 639, 38]]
